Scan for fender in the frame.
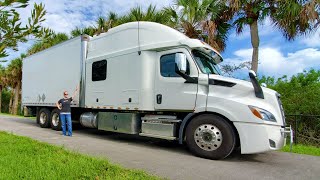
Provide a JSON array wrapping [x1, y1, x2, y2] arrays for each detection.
[[178, 113, 195, 144], [178, 108, 238, 144]]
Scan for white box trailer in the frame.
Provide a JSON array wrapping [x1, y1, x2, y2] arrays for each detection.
[[22, 22, 292, 159]]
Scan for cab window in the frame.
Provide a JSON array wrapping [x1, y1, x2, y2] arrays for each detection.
[[160, 54, 189, 77], [92, 60, 107, 81]]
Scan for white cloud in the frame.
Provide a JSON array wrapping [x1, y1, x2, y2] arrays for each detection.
[[1, 0, 173, 62], [16, 0, 173, 34], [229, 17, 276, 40], [224, 47, 320, 78], [300, 28, 320, 47]]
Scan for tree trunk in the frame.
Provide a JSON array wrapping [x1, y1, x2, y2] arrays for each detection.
[[0, 85, 2, 113], [249, 20, 260, 73], [12, 82, 21, 115], [9, 92, 13, 114]]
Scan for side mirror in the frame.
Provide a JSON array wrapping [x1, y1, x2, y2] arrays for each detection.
[[175, 53, 187, 74], [248, 70, 264, 99], [249, 70, 256, 78]]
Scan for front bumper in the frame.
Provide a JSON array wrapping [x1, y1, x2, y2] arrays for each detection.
[[234, 122, 292, 154]]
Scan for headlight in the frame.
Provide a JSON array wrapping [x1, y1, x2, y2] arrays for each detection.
[[248, 106, 277, 122]]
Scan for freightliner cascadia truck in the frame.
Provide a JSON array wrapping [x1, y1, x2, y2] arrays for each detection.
[[22, 22, 292, 159]]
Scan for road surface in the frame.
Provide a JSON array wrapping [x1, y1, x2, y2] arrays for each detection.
[[0, 115, 319, 180]]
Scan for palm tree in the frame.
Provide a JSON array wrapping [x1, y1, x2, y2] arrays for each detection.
[[71, 5, 173, 38], [6, 54, 25, 115], [0, 65, 5, 113], [94, 16, 109, 35], [107, 12, 121, 28], [120, 5, 173, 25], [28, 33, 69, 55], [71, 27, 96, 37], [164, 0, 232, 52], [226, 0, 320, 73]]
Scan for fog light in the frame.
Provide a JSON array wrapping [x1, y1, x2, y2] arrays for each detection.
[[269, 139, 276, 148]]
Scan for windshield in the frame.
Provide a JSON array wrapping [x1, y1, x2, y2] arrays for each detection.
[[192, 50, 222, 75]]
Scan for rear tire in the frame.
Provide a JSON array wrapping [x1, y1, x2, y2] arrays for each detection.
[[185, 114, 236, 160], [50, 108, 61, 131], [37, 108, 51, 128]]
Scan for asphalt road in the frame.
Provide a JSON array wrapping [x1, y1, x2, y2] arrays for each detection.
[[0, 115, 319, 180]]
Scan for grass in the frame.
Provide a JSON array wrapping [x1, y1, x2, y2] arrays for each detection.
[[0, 112, 24, 117], [0, 112, 36, 120], [0, 131, 160, 180], [281, 144, 320, 156]]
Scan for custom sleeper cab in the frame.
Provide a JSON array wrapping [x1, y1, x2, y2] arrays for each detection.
[[22, 22, 292, 159]]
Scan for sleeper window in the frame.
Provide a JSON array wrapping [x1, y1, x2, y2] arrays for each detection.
[[92, 60, 107, 81], [160, 54, 189, 77]]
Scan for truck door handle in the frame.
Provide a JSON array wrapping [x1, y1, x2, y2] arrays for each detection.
[[156, 94, 162, 104]]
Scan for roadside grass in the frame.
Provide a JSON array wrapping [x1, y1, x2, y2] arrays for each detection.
[[0, 112, 24, 118], [281, 144, 320, 156], [0, 131, 160, 180], [0, 113, 36, 120]]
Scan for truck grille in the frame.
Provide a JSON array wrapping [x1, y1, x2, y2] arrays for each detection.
[[276, 93, 286, 125]]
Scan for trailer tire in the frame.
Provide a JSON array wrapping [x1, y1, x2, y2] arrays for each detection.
[[50, 108, 61, 131], [185, 114, 236, 160], [37, 108, 51, 128]]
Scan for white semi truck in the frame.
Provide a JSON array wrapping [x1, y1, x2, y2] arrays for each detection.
[[22, 22, 291, 159]]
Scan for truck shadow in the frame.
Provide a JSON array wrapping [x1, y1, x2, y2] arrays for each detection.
[[18, 118, 269, 163], [75, 126, 267, 162]]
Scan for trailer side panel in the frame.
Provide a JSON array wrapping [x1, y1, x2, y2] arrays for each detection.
[[22, 37, 82, 107]]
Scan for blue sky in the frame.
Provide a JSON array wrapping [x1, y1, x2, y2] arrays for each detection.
[[5, 0, 320, 79]]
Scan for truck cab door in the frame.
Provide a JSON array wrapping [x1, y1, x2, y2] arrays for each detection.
[[154, 48, 198, 111]]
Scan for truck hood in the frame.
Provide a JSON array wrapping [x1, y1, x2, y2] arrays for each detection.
[[208, 74, 277, 96], [206, 74, 285, 126]]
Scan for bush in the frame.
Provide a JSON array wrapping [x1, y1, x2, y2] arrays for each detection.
[[1, 89, 11, 113]]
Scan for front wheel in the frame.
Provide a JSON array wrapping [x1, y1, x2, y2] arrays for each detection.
[[185, 114, 236, 160]]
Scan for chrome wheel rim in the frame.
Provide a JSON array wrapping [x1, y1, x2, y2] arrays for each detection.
[[194, 124, 223, 151], [52, 113, 59, 127], [39, 112, 47, 125]]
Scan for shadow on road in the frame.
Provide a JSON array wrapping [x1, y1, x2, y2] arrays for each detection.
[[15, 117, 269, 162]]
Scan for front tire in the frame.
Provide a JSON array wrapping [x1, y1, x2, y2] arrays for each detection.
[[37, 108, 51, 128], [185, 114, 236, 160], [50, 108, 61, 131]]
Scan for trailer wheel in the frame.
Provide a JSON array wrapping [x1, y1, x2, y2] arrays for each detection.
[[50, 108, 61, 131], [37, 108, 51, 128], [185, 114, 236, 160]]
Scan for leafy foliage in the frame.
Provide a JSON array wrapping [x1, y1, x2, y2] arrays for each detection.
[[224, 0, 320, 73], [27, 33, 69, 55], [1, 88, 11, 113], [259, 69, 320, 115], [165, 0, 233, 52], [0, 0, 52, 58]]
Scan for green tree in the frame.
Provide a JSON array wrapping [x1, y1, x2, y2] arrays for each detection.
[[119, 5, 173, 25], [0, 0, 51, 58], [27, 33, 69, 55], [71, 5, 173, 37], [71, 27, 96, 37], [226, 0, 320, 73], [259, 69, 320, 115], [164, 0, 232, 51], [5, 53, 24, 115], [0, 64, 5, 112], [95, 16, 108, 35]]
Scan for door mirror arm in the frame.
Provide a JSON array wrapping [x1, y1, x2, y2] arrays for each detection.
[[175, 70, 198, 83], [175, 53, 197, 83]]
